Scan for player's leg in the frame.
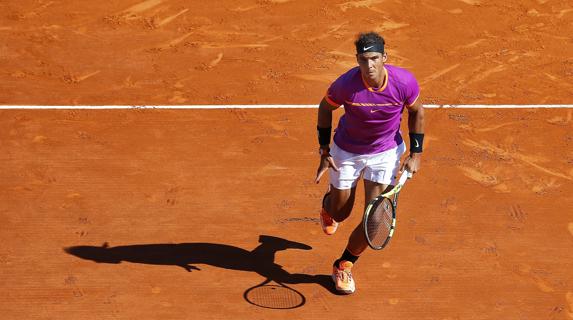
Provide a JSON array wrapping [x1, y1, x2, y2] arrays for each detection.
[[331, 142, 406, 294], [345, 180, 388, 255], [331, 181, 387, 294], [319, 143, 364, 235], [345, 142, 406, 253], [319, 186, 356, 235], [321, 185, 361, 294], [323, 186, 356, 223]]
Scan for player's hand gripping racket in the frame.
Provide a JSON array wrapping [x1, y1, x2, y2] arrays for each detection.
[[363, 169, 412, 250]]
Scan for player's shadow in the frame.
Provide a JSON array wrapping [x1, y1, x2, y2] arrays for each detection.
[[64, 235, 337, 297]]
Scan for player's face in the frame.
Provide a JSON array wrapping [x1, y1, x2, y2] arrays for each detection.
[[356, 52, 387, 82]]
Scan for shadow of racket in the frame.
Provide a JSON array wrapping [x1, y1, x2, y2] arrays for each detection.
[[244, 278, 306, 309]]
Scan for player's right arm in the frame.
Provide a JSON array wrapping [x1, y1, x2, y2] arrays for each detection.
[[315, 97, 340, 184]]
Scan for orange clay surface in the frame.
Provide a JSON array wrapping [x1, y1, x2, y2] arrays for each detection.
[[1, 0, 573, 319]]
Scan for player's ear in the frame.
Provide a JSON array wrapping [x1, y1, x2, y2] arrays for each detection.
[[382, 52, 388, 63]]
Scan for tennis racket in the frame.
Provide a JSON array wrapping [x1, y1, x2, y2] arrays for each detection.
[[363, 169, 412, 250], [244, 278, 305, 309]]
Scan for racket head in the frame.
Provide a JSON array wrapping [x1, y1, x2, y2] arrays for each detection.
[[363, 196, 396, 250], [244, 280, 305, 309]]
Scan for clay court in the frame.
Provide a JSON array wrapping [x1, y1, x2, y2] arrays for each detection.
[[1, 0, 573, 319]]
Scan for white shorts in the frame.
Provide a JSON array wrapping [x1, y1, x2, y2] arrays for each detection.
[[329, 142, 406, 190]]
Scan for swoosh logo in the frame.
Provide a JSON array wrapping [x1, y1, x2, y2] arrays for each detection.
[[370, 109, 384, 113], [414, 139, 420, 148], [363, 45, 374, 51]]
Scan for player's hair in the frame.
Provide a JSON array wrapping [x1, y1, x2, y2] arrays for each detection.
[[355, 32, 385, 53]]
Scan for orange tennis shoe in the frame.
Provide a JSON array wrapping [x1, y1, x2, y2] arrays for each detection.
[[320, 190, 338, 235], [320, 207, 338, 235], [332, 260, 355, 294]]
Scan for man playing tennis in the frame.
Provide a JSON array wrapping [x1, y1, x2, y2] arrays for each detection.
[[315, 32, 425, 294]]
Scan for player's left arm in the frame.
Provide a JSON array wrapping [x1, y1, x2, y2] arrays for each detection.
[[400, 98, 425, 174]]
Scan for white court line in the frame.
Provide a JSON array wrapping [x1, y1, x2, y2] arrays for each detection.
[[0, 105, 572, 109]]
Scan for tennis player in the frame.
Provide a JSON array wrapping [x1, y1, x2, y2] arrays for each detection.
[[315, 32, 425, 294]]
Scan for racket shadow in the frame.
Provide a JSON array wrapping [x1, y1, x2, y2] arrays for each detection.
[[64, 235, 339, 307]]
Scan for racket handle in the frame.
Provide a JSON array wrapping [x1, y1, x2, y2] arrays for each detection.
[[405, 170, 413, 179], [396, 169, 411, 185]]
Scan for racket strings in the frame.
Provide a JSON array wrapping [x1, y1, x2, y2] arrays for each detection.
[[366, 198, 394, 247]]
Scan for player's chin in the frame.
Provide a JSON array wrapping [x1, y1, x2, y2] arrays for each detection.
[[365, 71, 377, 80]]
